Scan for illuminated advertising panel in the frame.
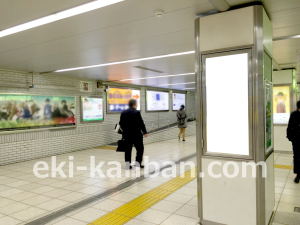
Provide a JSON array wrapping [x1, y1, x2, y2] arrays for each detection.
[[107, 87, 140, 113], [273, 86, 290, 124], [172, 93, 186, 111], [81, 97, 103, 121], [146, 90, 169, 111], [205, 52, 249, 156], [0, 94, 76, 131]]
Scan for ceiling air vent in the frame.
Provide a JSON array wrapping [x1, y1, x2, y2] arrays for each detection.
[[133, 66, 164, 73]]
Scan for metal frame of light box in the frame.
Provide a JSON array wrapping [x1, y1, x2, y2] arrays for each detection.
[[0, 93, 77, 134], [80, 96, 104, 123], [106, 86, 142, 114], [172, 92, 187, 111], [145, 89, 170, 112]]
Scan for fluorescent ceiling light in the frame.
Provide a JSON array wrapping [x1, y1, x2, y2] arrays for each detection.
[[0, 0, 124, 38], [55, 51, 195, 72], [118, 72, 195, 81], [157, 82, 195, 86]]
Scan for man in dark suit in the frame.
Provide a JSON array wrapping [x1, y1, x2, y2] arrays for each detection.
[[287, 101, 300, 183], [120, 99, 148, 170]]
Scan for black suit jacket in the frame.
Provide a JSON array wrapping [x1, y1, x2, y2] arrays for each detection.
[[119, 108, 147, 140], [287, 110, 300, 143]]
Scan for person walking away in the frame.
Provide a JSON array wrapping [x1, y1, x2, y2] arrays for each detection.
[[177, 105, 187, 141], [119, 99, 148, 170], [287, 101, 300, 183]]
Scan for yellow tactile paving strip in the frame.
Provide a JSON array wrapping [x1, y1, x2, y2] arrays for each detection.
[[88, 167, 197, 225], [274, 164, 293, 170], [87, 163, 292, 225]]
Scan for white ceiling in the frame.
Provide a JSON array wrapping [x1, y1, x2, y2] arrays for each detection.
[[0, 0, 300, 90]]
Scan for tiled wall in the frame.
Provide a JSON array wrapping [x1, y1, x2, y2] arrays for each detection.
[[0, 69, 195, 165]]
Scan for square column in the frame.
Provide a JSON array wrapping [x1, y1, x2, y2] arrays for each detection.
[[195, 5, 274, 225]]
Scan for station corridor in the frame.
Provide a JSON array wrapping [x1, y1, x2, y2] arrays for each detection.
[[0, 135, 297, 225], [1, 0, 300, 224]]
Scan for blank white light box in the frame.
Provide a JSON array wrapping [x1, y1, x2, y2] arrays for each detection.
[[206, 53, 249, 156]]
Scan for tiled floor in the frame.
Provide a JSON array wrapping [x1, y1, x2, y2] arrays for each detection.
[[0, 136, 299, 225], [0, 136, 196, 224]]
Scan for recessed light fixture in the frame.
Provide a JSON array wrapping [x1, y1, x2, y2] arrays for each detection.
[[0, 0, 124, 38], [55, 51, 195, 72], [118, 72, 195, 81], [157, 82, 195, 86]]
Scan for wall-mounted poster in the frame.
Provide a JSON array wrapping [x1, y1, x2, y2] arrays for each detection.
[[0, 94, 76, 131], [81, 97, 103, 122], [265, 82, 273, 154], [172, 93, 186, 111], [146, 90, 169, 111], [273, 86, 290, 124], [107, 87, 140, 113]]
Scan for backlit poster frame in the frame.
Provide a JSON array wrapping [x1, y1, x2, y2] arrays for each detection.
[[265, 81, 273, 157], [0, 93, 76, 133], [106, 87, 141, 114], [80, 96, 104, 123], [146, 89, 170, 112], [201, 48, 253, 160], [172, 93, 186, 111], [273, 85, 291, 125]]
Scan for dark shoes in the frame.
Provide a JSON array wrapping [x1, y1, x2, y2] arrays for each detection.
[[135, 164, 144, 169], [294, 175, 300, 183], [126, 163, 144, 170], [182, 140, 186, 142]]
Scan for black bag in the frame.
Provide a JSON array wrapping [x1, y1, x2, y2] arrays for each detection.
[[116, 139, 129, 152], [178, 115, 185, 125]]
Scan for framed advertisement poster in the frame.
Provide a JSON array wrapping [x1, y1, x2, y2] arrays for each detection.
[[273, 85, 290, 124], [172, 93, 186, 111], [107, 87, 141, 113], [265, 81, 273, 156], [146, 90, 170, 112], [0, 94, 76, 132], [81, 97, 103, 122]]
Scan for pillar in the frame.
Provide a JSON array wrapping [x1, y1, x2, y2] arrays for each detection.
[[195, 5, 274, 225]]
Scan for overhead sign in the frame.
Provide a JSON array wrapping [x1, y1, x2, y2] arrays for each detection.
[[107, 87, 141, 113]]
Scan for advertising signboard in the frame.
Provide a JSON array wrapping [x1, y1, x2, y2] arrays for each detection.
[[146, 90, 169, 111], [172, 93, 186, 111], [81, 97, 103, 122], [273, 86, 290, 124], [0, 94, 76, 131], [107, 87, 140, 113]]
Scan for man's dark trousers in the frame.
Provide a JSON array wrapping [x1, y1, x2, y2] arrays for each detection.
[[125, 137, 144, 166], [293, 141, 300, 176]]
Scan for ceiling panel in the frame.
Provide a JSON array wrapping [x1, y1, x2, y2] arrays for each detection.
[[47, 53, 195, 82], [0, 0, 208, 52], [1, 0, 300, 91], [0, 0, 91, 30]]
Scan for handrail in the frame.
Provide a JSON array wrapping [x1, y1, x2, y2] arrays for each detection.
[[143, 110, 195, 134]]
